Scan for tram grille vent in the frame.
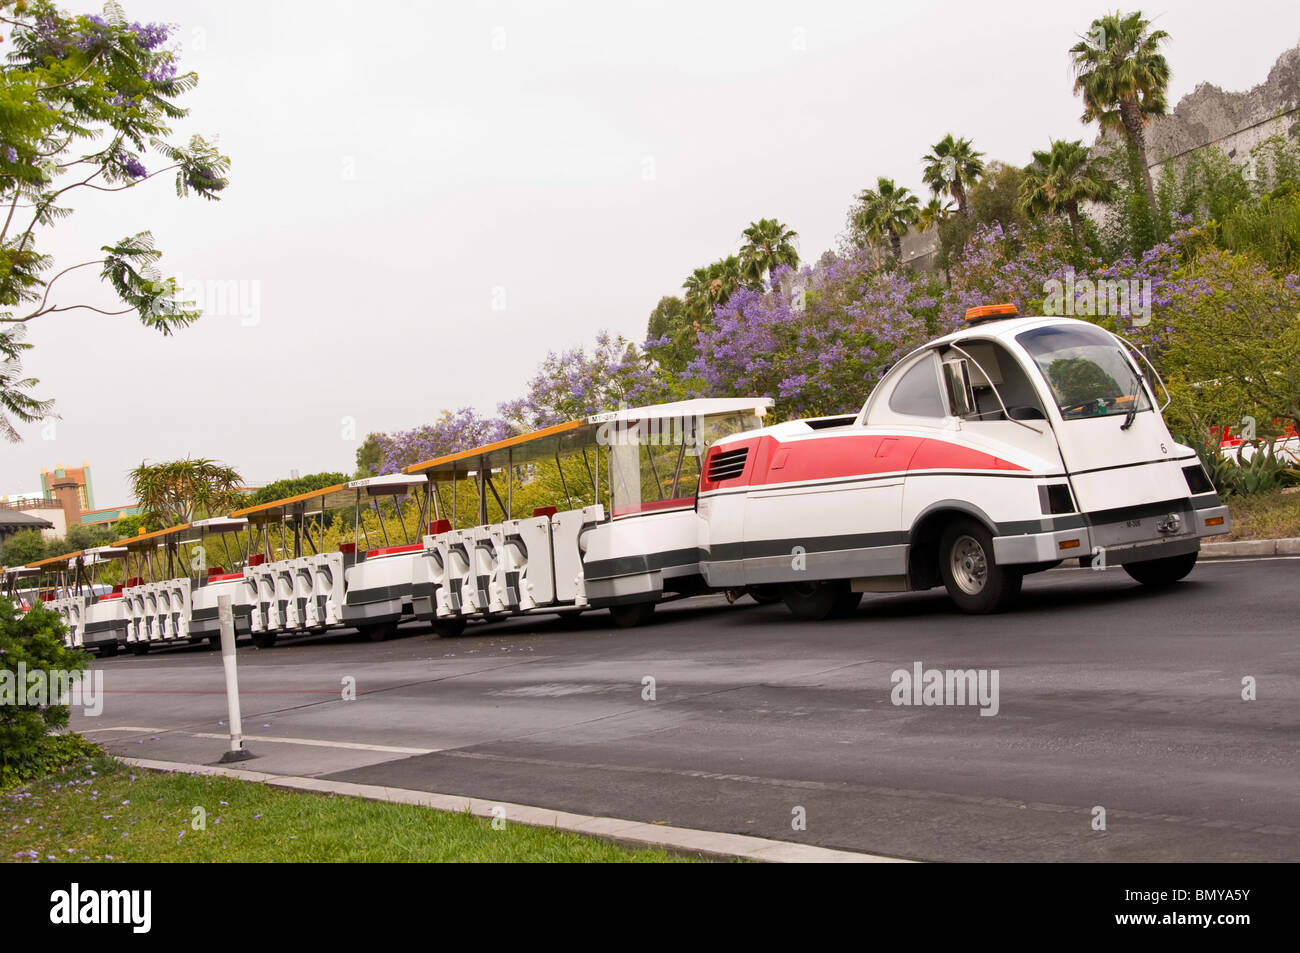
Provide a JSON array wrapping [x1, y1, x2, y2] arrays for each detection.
[[708, 447, 749, 482]]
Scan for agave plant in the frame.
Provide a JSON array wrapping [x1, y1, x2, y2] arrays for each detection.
[[1213, 440, 1300, 496]]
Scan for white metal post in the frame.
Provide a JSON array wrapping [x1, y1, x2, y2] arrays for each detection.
[[217, 594, 254, 762]]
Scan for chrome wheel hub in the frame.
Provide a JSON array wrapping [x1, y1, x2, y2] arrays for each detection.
[[950, 535, 988, 595]]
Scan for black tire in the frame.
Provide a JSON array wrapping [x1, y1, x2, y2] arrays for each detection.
[[251, 631, 277, 649], [206, 635, 222, 650], [831, 587, 863, 618], [432, 618, 467, 638], [1123, 551, 1198, 588], [780, 580, 853, 621], [363, 622, 398, 642], [938, 519, 1022, 614], [97, 642, 120, 659], [130, 642, 150, 656], [746, 584, 783, 605], [608, 601, 655, 628]]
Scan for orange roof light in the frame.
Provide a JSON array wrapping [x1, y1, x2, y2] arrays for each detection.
[[964, 303, 1019, 323]]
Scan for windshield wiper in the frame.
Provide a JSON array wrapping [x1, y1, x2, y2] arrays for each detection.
[[1119, 374, 1142, 430]]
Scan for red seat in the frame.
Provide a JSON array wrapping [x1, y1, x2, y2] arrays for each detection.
[[364, 543, 423, 559], [533, 506, 557, 519], [429, 519, 452, 535], [338, 543, 357, 555], [248, 554, 266, 566], [126, 577, 142, 587], [111, 583, 123, 594], [207, 566, 226, 577]]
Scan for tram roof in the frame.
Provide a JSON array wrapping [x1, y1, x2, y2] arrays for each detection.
[[229, 473, 428, 522], [405, 399, 772, 478]]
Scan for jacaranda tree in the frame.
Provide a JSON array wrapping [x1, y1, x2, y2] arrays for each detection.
[[0, 1, 229, 440]]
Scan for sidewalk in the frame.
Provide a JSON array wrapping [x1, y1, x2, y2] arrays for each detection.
[[1201, 538, 1300, 558], [117, 756, 911, 864]]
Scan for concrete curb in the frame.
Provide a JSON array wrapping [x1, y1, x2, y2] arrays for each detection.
[[1201, 538, 1300, 558], [116, 756, 910, 864]]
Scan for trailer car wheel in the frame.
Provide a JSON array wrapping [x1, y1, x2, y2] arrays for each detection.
[[831, 587, 863, 617], [432, 618, 466, 638], [363, 622, 397, 642], [1123, 551, 1198, 588], [780, 580, 852, 621], [939, 519, 1022, 614], [746, 585, 783, 605], [130, 642, 150, 656], [608, 601, 655, 628], [251, 631, 277, 648], [98, 643, 119, 659]]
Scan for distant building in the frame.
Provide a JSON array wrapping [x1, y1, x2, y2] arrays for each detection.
[[2, 462, 142, 542], [0, 505, 55, 546], [3, 461, 266, 549]]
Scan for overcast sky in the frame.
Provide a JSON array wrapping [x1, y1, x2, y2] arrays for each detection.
[[4, 0, 1299, 507]]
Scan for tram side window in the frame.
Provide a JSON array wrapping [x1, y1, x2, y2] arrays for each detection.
[[888, 355, 946, 418], [940, 342, 1047, 422]]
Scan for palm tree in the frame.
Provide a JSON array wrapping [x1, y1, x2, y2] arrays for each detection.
[[707, 255, 744, 304], [681, 256, 744, 335], [921, 134, 985, 219], [1019, 139, 1115, 247], [1069, 11, 1170, 223], [856, 178, 921, 265], [739, 218, 799, 287], [918, 197, 955, 234], [129, 457, 244, 526], [681, 266, 713, 335]]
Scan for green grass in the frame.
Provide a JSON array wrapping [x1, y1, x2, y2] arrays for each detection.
[[1225, 487, 1300, 540], [1, 751, 693, 863]]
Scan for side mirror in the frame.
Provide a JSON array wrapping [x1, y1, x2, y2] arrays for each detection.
[[942, 360, 976, 417]]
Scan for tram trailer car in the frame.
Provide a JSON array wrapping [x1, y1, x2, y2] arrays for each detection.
[[697, 306, 1232, 618]]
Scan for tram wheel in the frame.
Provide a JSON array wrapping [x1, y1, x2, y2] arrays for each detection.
[[780, 580, 856, 621], [432, 618, 467, 638], [608, 601, 655, 628], [1123, 551, 1198, 588], [363, 622, 398, 642], [251, 631, 278, 649], [939, 518, 1022, 614]]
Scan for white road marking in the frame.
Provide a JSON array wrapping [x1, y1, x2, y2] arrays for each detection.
[[88, 725, 436, 755], [190, 732, 437, 755], [86, 726, 167, 733]]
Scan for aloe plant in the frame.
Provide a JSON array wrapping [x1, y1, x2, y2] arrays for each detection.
[[1211, 440, 1300, 496]]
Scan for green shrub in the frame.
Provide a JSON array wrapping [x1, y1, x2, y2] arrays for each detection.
[[1220, 191, 1300, 273], [0, 732, 103, 791], [0, 599, 91, 789]]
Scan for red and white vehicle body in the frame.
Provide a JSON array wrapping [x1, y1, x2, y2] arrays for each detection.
[[696, 308, 1232, 614]]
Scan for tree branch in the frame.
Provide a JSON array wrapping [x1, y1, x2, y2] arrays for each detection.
[[5, 259, 107, 322], [84, 164, 180, 192]]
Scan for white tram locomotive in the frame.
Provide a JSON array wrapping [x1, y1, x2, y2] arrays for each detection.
[[3, 305, 1231, 651], [697, 304, 1231, 617]]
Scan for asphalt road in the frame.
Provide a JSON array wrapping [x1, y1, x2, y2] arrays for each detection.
[[76, 557, 1300, 862]]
